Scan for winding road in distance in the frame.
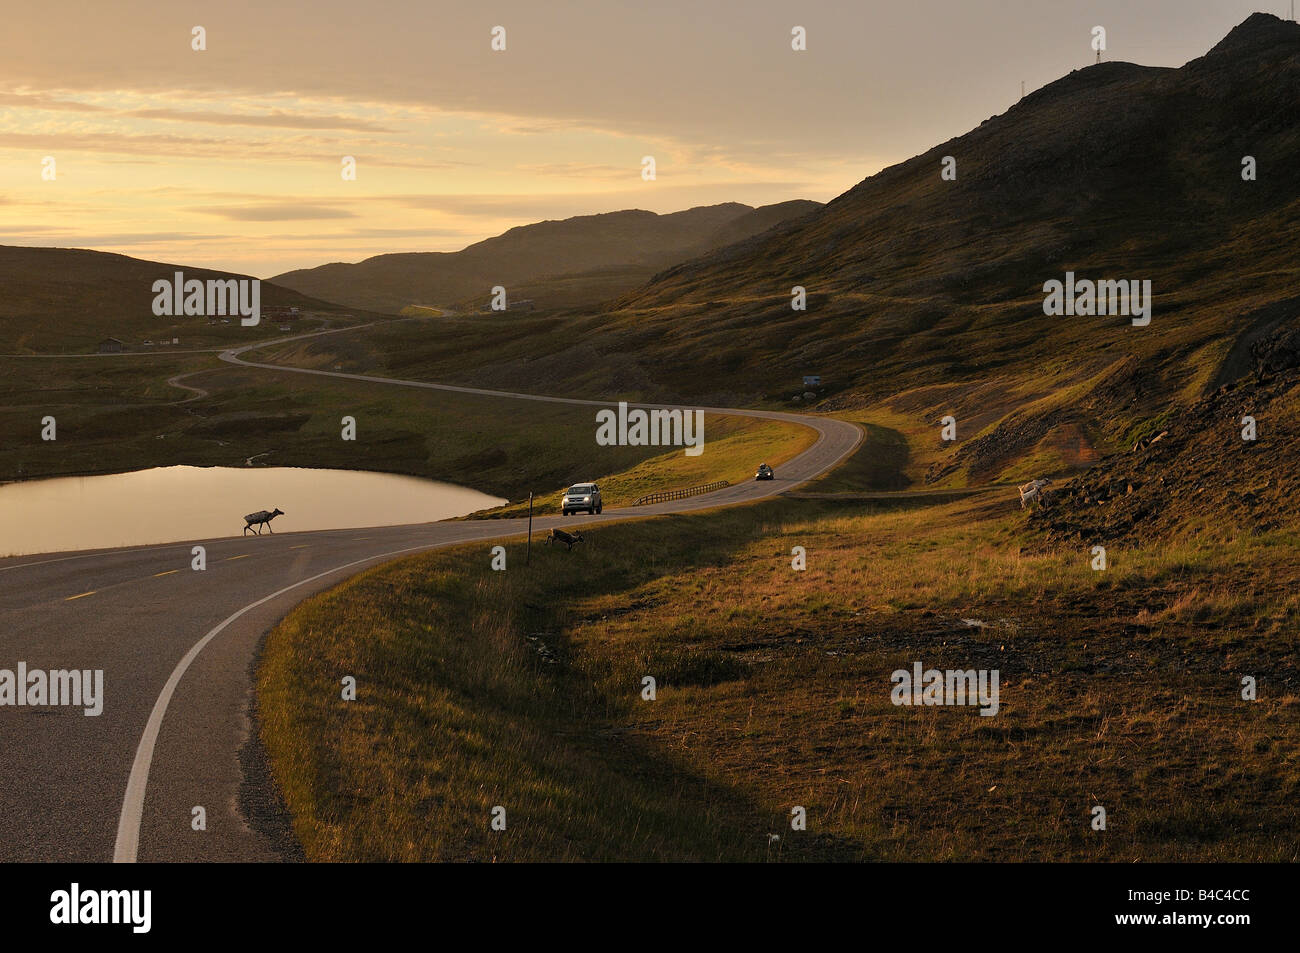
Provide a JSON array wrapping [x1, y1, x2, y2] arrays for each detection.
[[0, 329, 862, 863]]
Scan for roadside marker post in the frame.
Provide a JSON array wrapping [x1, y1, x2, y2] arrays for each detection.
[[526, 491, 534, 565]]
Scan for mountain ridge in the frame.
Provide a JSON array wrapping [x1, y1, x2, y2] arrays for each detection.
[[270, 200, 823, 313]]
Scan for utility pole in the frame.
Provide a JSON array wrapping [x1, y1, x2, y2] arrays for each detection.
[[526, 491, 534, 565], [1020, 80, 1025, 100]]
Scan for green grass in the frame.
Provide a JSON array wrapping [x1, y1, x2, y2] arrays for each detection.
[[0, 354, 805, 501], [477, 415, 817, 518]]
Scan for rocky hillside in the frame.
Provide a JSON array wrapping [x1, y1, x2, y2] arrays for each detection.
[[258, 14, 1300, 496], [1037, 320, 1300, 543]]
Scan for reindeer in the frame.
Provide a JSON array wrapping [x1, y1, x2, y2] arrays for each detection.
[[243, 508, 284, 535], [545, 528, 583, 551], [1018, 479, 1052, 509]]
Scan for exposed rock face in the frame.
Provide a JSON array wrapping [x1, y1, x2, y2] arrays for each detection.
[[1036, 322, 1300, 542]]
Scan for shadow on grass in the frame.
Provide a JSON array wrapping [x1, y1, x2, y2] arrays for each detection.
[[259, 501, 872, 861]]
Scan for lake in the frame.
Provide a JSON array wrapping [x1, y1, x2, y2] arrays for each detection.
[[0, 466, 506, 557]]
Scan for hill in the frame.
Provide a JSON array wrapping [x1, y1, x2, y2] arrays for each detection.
[[265, 15, 1300, 506], [269, 201, 822, 314], [0, 245, 362, 353]]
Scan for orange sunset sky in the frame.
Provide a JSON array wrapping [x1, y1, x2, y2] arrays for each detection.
[[0, 0, 1277, 276]]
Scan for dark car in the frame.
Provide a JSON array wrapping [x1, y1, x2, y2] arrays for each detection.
[[755, 463, 774, 481]]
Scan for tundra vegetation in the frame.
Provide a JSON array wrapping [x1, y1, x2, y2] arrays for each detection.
[[259, 465, 1300, 861]]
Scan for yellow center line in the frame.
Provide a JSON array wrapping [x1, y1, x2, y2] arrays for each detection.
[[65, 591, 97, 601], [225, 554, 250, 561], [153, 569, 179, 577], [289, 545, 309, 549]]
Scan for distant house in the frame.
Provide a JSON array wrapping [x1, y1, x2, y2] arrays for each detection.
[[98, 338, 124, 354], [802, 375, 822, 388]]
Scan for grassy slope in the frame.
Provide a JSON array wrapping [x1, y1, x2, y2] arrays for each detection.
[[252, 18, 1300, 494], [269, 202, 821, 315], [0, 350, 813, 507], [259, 485, 1300, 862], [477, 416, 816, 518], [0, 245, 366, 353]]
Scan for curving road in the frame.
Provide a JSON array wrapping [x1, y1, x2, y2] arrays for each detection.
[[0, 334, 861, 863]]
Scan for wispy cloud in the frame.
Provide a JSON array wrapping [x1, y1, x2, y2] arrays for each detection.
[[124, 107, 397, 133], [193, 203, 358, 222]]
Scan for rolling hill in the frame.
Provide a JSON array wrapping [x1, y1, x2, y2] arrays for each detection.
[[269, 201, 822, 314], [264, 14, 1300, 506], [0, 245, 364, 353]]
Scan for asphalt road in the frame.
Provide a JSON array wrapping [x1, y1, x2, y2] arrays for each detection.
[[0, 341, 861, 863]]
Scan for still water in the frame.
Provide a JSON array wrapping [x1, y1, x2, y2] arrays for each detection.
[[0, 466, 506, 557]]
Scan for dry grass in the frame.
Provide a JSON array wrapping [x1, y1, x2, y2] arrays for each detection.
[[476, 415, 817, 518], [259, 488, 1300, 861]]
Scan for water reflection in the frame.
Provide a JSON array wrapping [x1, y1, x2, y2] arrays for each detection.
[[0, 466, 505, 556]]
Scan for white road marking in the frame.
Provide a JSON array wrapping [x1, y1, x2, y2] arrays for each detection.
[[112, 539, 476, 863], [109, 328, 863, 863]]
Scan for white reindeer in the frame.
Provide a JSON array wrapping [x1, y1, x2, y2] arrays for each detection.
[[1018, 478, 1052, 509]]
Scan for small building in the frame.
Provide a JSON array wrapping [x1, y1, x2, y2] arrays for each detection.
[[98, 337, 124, 354], [802, 375, 822, 389]]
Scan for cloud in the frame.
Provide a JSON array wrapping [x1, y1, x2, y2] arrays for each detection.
[[0, 90, 111, 112], [388, 183, 818, 217], [125, 107, 397, 133], [193, 203, 358, 222], [513, 161, 630, 180], [5, 231, 227, 246]]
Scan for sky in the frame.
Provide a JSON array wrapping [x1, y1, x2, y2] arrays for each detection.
[[0, 0, 1286, 277]]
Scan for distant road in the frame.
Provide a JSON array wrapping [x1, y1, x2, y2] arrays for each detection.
[[0, 325, 862, 864]]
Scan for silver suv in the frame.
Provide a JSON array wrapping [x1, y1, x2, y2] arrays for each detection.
[[562, 483, 602, 515]]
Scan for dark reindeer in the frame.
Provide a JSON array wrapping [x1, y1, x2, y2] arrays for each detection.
[[243, 508, 284, 535]]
